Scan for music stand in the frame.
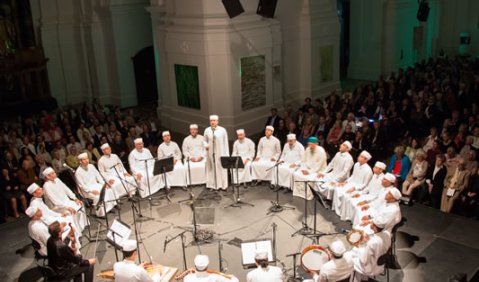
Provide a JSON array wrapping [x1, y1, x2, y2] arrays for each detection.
[[106, 219, 132, 262], [153, 156, 175, 203], [222, 156, 254, 208]]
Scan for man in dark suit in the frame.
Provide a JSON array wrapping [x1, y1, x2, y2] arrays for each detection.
[[265, 108, 282, 129], [418, 154, 447, 208]]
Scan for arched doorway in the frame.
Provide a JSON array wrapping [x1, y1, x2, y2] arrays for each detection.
[[133, 46, 158, 105]]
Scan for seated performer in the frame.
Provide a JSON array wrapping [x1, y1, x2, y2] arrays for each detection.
[[246, 250, 283, 282], [306, 240, 353, 282], [97, 143, 136, 198], [114, 239, 161, 282], [339, 162, 386, 221], [75, 153, 117, 217], [271, 133, 304, 191], [157, 131, 187, 188], [128, 138, 163, 198], [43, 167, 89, 232], [317, 141, 354, 200], [47, 221, 96, 282], [182, 124, 206, 185], [231, 129, 256, 187], [332, 150, 373, 214], [251, 126, 281, 185], [292, 136, 327, 200], [358, 187, 402, 233], [184, 255, 239, 282]]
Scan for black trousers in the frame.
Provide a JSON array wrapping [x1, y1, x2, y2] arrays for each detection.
[[61, 264, 94, 282]]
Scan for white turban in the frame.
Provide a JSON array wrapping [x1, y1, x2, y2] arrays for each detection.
[[287, 134, 296, 140], [329, 240, 347, 256], [42, 167, 55, 177], [122, 240, 137, 252], [134, 138, 143, 144], [342, 141, 352, 150], [236, 129, 245, 135], [190, 124, 198, 129], [384, 173, 396, 183], [254, 250, 268, 260], [194, 255, 209, 271], [265, 125, 274, 132], [209, 115, 219, 121], [388, 188, 402, 200], [374, 161, 386, 170], [77, 152, 88, 160], [360, 150, 372, 160], [25, 207, 38, 218], [162, 131, 170, 137], [100, 143, 110, 150], [27, 183, 40, 194]]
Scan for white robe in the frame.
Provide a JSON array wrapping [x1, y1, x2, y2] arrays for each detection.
[[75, 164, 117, 217], [318, 152, 354, 200], [203, 126, 229, 189], [128, 148, 164, 198], [332, 162, 372, 213], [28, 218, 78, 256], [29, 197, 80, 235], [350, 231, 391, 281], [340, 173, 384, 221], [158, 141, 187, 187], [292, 146, 327, 200], [184, 271, 239, 282], [232, 137, 255, 184], [246, 266, 283, 282], [251, 136, 281, 182], [113, 260, 161, 282], [182, 135, 206, 185], [352, 186, 397, 227], [272, 142, 304, 189], [43, 178, 89, 231], [98, 153, 136, 198], [313, 253, 353, 282]]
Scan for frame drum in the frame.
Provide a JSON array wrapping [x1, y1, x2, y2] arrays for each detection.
[[300, 245, 330, 272]]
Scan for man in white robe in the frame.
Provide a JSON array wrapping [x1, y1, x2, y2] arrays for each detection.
[[293, 136, 327, 200], [306, 240, 353, 282], [272, 134, 304, 190], [114, 240, 162, 282], [157, 131, 187, 188], [128, 138, 163, 198], [231, 129, 255, 186], [317, 141, 354, 200], [203, 115, 229, 190], [357, 187, 402, 233], [332, 150, 373, 214], [98, 143, 136, 198], [75, 153, 117, 217], [184, 255, 239, 282], [42, 167, 89, 231], [339, 161, 386, 221], [182, 124, 206, 185], [251, 126, 281, 184]]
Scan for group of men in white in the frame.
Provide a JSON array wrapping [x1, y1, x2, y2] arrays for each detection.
[[24, 114, 402, 282]]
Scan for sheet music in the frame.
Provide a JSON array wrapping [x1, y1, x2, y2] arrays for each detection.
[[241, 240, 273, 265], [446, 188, 455, 197], [107, 219, 131, 247]]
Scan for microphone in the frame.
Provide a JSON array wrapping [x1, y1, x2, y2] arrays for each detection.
[[163, 236, 168, 253], [63, 163, 75, 173]]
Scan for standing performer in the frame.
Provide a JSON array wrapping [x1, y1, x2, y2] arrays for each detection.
[[203, 115, 229, 190], [128, 138, 163, 198], [246, 250, 283, 282], [183, 255, 239, 282], [157, 131, 187, 188], [75, 153, 117, 217], [232, 129, 256, 186], [272, 133, 304, 190], [42, 167, 89, 231], [97, 143, 136, 198], [251, 126, 281, 185], [293, 136, 327, 200], [114, 240, 162, 282], [182, 124, 206, 185]]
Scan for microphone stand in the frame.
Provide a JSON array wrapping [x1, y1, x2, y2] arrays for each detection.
[[267, 161, 295, 214], [140, 157, 157, 205], [212, 127, 218, 191], [291, 180, 324, 237], [285, 252, 302, 282], [164, 230, 188, 270]]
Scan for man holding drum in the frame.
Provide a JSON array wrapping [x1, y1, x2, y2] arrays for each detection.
[[305, 240, 353, 282]]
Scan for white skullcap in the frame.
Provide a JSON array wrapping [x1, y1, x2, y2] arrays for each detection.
[[194, 255, 209, 271], [287, 134, 296, 140], [209, 115, 219, 121], [27, 183, 40, 194], [77, 152, 88, 160], [372, 215, 388, 229], [134, 138, 143, 144], [236, 129, 245, 135], [266, 125, 274, 132], [100, 143, 110, 150], [388, 188, 402, 200], [42, 167, 55, 177], [374, 161, 386, 170], [190, 124, 198, 129], [122, 240, 137, 252], [25, 206, 38, 218], [384, 173, 396, 183], [329, 240, 347, 256], [342, 141, 352, 150], [360, 150, 372, 160], [254, 250, 269, 260], [162, 131, 170, 137]]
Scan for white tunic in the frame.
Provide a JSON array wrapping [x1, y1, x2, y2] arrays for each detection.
[[313, 253, 353, 282], [128, 148, 164, 197], [28, 218, 76, 256], [272, 142, 304, 189], [113, 260, 161, 282], [184, 271, 239, 282], [251, 136, 281, 181], [158, 141, 187, 187], [232, 137, 256, 184], [75, 164, 116, 217], [350, 231, 391, 280], [332, 162, 373, 213], [340, 173, 384, 221], [182, 135, 206, 185], [292, 146, 327, 200], [97, 153, 136, 198], [246, 266, 283, 282], [318, 152, 354, 199], [204, 126, 229, 189], [43, 178, 89, 231], [29, 197, 80, 236], [352, 185, 396, 227]]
